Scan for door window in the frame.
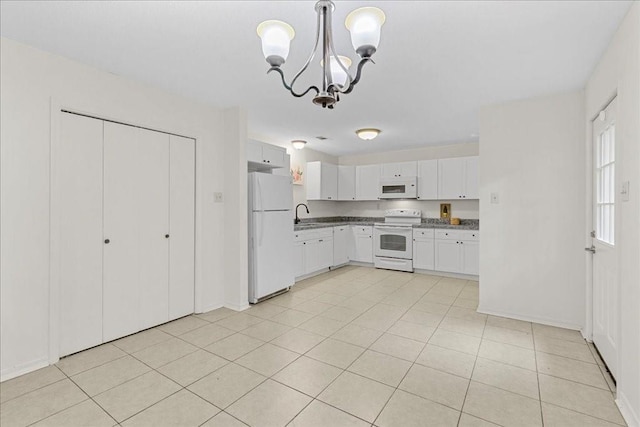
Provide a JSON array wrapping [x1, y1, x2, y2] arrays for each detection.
[[596, 124, 615, 245]]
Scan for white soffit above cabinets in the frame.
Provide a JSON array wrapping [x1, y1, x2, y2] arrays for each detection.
[[0, 1, 633, 155]]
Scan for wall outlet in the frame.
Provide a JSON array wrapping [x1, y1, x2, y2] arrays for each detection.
[[214, 192, 224, 203], [491, 192, 500, 204]]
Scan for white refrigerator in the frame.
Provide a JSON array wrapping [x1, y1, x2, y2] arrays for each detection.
[[248, 172, 294, 303]]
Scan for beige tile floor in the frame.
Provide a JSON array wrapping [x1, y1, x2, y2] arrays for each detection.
[[0, 266, 626, 427]]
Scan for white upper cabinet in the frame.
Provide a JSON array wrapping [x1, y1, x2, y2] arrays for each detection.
[[338, 165, 356, 201], [307, 161, 338, 200], [381, 161, 417, 177], [355, 164, 381, 200], [247, 140, 286, 169], [417, 159, 438, 200], [464, 157, 479, 199], [437, 156, 479, 200]]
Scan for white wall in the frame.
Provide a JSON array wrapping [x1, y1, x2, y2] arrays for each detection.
[[0, 38, 240, 380], [224, 108, 249, 311], [478, 90, 586, 329], [338, 142, 480, 219], [585, 3, 640, 425]]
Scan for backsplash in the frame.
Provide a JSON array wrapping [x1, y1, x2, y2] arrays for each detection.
[[299, 216, 480, 227], [305, 199, 480, 220]]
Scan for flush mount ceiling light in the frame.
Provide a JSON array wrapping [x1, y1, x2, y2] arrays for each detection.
[[256, 2, 385, 109], [356, 128, 381, 140], [291, 140, 307, 150]]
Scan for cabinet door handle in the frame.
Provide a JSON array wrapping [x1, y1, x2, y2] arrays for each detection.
[[104, 239, 110, 244], [165, 234, 170, 238], [319, 239, 323, 242], [303, 242, 306, 245]]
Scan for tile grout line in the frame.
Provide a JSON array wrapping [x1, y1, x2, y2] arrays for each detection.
[[454, 290, 485, 427]]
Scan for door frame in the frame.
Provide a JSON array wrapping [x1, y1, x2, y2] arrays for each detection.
[[48, 98, 201, 365], [584, 93, 620, 372]]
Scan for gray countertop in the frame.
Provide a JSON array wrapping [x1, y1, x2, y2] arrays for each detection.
[[294, 217, 479, 231]]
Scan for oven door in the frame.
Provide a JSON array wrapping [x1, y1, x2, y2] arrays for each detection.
[[374, 226, 413, 259]]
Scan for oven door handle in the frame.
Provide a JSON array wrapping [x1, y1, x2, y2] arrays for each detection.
[[374, 226, 412, 231]]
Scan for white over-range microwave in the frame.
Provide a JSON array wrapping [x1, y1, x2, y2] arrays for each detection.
[[379, 176, 418, 199]]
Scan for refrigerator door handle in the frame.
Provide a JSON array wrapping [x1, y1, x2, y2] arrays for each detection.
[[257, 176, 263, 212], [260, 211, 265, 246]]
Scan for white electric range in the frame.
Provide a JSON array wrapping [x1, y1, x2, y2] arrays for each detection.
[[373, 209, 422, 272]]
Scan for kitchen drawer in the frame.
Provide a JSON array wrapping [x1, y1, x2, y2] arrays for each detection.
[[295, 227, 333, 241], [435, 230, 462, 240], [435, 229, 479, 241], [413, 229, 434, 239], [460, 230, 479, 241], [352, 225, 373, 235]]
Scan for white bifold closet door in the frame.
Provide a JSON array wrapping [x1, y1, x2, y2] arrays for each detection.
[[103, 123, 173, 340], [58, 113, 104, 356], [59, 114, 195, 352], [169, 135, 195, 320]]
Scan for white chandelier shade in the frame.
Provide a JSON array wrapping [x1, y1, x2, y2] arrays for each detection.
[[256, 20, 295, 66], [256, 1, 385, 108], [320, 55, 352, 87], [345, 7, 386, 56]]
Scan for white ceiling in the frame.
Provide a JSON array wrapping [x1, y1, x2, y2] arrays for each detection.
[[0, 1, 632, 155]]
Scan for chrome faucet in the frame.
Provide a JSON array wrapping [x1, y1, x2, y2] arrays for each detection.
[[295, 203, 309, 224]]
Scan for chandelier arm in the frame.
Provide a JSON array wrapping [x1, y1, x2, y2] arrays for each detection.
[[288, 8, 323, 92], [328, 57, 373, 95], [267, 67, 320, 98], [325, 15, 353, 92]]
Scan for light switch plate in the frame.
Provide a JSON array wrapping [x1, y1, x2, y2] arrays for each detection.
[[490, 192, 499, 204], [621, 181, 630, 202], [214, 192, 224, 203]]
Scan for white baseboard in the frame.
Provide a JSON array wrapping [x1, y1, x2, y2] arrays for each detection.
[[197, 303, 224, 314], [1, 357, 49, 383], [617, 391, 640, 427], [477, 305, 583, 331], [414, 269, 479, 280], [224, 302, 250, 312]]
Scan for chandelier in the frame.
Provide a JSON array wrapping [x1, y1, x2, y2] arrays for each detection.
[[256, 1, 385, 109]]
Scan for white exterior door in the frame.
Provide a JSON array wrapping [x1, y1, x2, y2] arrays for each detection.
[[591, 98, 619, 378]]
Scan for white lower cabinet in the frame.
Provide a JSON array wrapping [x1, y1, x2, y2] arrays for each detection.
[[295, 228, 334, 277], [293, 240, 305, 278], [461, 240, 479, 275], [293, 224, 478, 280], [333, 226, 350, 266], [413, 229, 435, 270], [351, 226, 373, 263], [434, 230, 479, 275]]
